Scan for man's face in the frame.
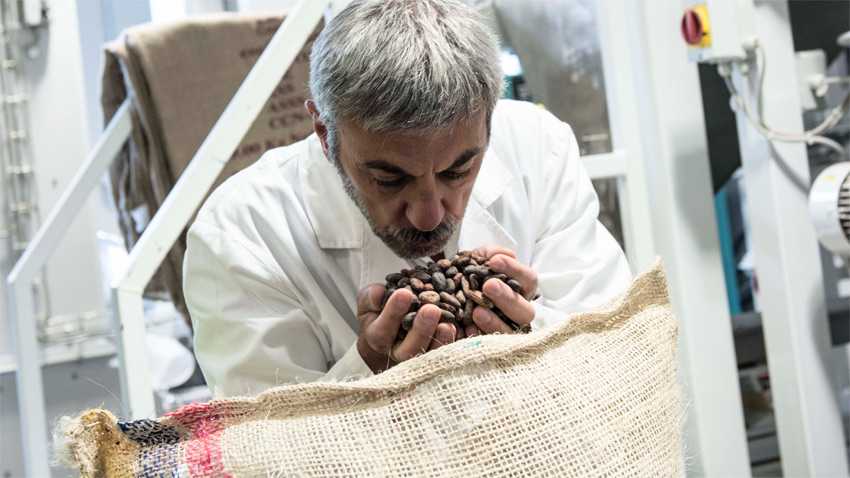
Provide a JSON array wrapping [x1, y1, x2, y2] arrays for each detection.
[[320, 110, 488, 259]]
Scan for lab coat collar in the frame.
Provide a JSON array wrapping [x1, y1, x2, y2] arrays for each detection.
[[301, 134, 515, 251]]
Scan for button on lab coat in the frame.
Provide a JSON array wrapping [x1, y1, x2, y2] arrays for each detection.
[[184, 100, 632, 398]]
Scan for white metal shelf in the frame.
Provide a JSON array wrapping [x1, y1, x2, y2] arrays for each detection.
[[582, 150, 628, 180], [0, 338, 115, 375]]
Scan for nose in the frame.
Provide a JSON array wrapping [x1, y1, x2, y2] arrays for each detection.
[[405, 182, 445, 231]]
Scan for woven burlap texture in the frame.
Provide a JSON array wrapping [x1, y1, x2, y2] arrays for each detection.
[[61, 261, 681, 477]]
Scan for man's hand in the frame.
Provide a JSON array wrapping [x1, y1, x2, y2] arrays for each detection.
[[468, 245, 538, 336], [356, 285, 458, 374]]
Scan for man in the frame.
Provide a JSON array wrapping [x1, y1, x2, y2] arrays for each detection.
[[184, 0, 631, 398]]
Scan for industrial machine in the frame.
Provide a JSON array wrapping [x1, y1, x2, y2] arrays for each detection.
[[682, 2, 850, 476]]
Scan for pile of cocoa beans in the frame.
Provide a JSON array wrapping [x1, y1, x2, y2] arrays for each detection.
[[381, 250, 532, 342]]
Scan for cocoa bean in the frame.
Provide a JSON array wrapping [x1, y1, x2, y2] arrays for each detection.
[[432, 272, 447, 291], [439, 302, 457, 314], [506, 279, 523, 294], [445, 278, 456, 293], [383, 251, 533, 343], [461, 276, 471, 296], [440, 292, 461, 309], [468, 290, 493, 308], [402, 312, 416, 331], [453, 255, 471, 268], [382, 287, 395, 306], [439, 309, 456, 322], [418, 291, 440, 305], [463, 299, 474, 323], [409, 277, 425, 291]]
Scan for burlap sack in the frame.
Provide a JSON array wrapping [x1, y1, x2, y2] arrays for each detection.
[[58, 262, 682, 477], [102, 13, 321, 318]]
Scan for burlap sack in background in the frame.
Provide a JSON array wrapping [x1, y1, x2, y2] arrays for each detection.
[[58, 262, 682, 477], [102, 13, 321, 318]]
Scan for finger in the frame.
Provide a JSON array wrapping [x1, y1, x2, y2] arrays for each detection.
[[472, 306, 513, 334], [365, 289, 414, 353], [486, 255, 538, 299], [429, 323, 456, 351], [473, 245, 517, 260], [392, 305, 440, 361], [482, 278, 535, 326], [465, 323, 482, 337]]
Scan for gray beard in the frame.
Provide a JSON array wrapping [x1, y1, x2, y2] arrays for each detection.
[[327, 139, 457, 259]]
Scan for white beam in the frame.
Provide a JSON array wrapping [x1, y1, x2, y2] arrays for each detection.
[[594, 0, 657, 273], [623, 1, 752, 475], [733, 1, 849, 476]]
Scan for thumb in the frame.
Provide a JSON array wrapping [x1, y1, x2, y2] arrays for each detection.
[[357, 284, 386, 314]]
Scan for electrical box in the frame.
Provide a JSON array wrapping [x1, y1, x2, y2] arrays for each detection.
[[681, 0, 756, 63]]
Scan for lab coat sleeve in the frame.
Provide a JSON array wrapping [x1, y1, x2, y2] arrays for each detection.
[[184, 220, 372, 398], [529, 116, 633, 330]]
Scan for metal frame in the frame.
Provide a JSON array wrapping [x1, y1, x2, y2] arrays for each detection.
[[730, 1, 849, 476], [6, 0, 763, 474], [6, 0, 328, 473], [113, 0, 328, 421], [6, 100, 132, 478]]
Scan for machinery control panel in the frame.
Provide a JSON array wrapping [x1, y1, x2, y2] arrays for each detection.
[[681, 0, 755, 63]]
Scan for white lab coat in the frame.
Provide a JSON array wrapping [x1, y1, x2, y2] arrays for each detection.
[[184, 100, 632, 398]]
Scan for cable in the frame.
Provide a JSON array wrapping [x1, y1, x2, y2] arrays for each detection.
[[717, 43, 850, 160]]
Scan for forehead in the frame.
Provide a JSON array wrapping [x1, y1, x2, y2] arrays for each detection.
[[339, 112, 488, 172]]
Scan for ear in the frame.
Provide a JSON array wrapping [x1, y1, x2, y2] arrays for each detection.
[[305, 100, 331, 158]]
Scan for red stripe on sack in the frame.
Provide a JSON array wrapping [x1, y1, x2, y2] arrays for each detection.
[[166, 402, 232, 477], [184, 417, 230, 478]]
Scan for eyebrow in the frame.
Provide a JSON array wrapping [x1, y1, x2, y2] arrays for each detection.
[[363, 147, 482, 176]]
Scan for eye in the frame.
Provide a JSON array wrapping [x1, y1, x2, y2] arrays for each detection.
[[373, 176, 409, 188], [439, 169, 472, 181]]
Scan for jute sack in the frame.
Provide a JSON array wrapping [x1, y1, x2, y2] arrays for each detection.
[[58, 262, 682, 477]]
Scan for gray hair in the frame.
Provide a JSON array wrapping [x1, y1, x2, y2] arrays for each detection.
[[309, 0, 503, 136]]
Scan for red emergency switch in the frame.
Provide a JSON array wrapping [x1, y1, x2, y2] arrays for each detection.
[[681, 5, 711, 48], [681, 9, 704, 45]]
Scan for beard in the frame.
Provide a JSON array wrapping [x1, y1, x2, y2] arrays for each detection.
[[327, 135, 458, 259]]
